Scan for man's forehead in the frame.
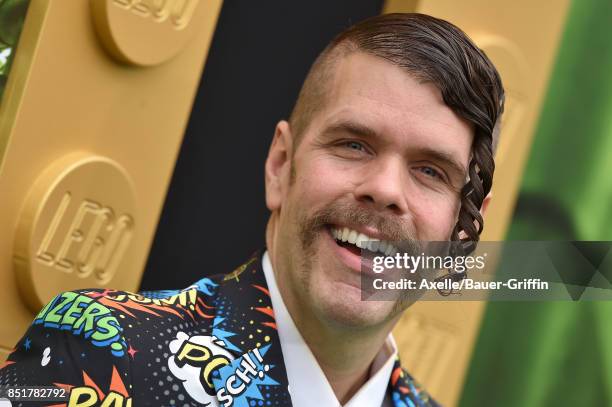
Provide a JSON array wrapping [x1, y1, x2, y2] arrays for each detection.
[[327, 52, 465, 128]]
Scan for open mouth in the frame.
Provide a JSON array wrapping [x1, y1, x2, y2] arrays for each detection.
[[329, 226, 398, 257]]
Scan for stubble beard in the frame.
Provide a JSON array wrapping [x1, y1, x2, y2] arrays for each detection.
[[294, 199, 421, 327]]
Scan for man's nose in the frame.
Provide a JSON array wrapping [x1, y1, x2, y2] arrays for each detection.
[[354, 158, 408, 215]]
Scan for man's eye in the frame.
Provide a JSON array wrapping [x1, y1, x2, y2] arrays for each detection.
[[418, 166, 442, 179], [345, 141, 366, 151]]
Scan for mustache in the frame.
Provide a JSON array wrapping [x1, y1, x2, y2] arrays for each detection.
[[298, 200, 420, 252]]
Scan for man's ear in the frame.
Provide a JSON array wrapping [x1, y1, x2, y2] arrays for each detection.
[[265, 120, 293, 212], [480, 191, 493, 219], [457, 191, 493, 240]]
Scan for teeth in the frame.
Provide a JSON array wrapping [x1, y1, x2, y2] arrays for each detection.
[[368, 240, 380, 252], [330, 227, 397, 256], [379, 241, 388, 253], [355, 233, 368, 249]]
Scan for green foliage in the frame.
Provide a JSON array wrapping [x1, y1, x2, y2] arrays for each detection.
[[461, 0, 612, 406], [0, 0, 30, 100]]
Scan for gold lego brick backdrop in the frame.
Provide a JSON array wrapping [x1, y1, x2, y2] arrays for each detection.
[[0, 0, 222, 360]]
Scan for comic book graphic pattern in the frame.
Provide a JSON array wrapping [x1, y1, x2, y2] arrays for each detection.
[[390, 359, 440, 407], [0, 251, 439, 406]]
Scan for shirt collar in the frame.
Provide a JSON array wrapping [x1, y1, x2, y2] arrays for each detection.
[[262, 251, 397, 407]]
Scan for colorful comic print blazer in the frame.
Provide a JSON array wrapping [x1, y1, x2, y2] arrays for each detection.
[[0, 252, 440, 407]]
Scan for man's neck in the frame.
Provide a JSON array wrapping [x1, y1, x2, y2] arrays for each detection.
[[290, 309, 394, 404]]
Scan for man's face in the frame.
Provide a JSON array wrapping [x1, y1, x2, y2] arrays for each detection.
[[266, 52, 474, 329]]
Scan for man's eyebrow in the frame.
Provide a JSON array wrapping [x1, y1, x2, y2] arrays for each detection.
[[415, 147, 468, 178], [323, 120, 468, 178], [323, 120, 379, 139]]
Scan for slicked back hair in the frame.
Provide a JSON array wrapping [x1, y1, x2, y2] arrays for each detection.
[[288, 13, 505, 252]]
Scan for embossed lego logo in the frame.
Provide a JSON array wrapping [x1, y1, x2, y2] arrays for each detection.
[[36, 192, 134, 283], [91, 0, 210, 65], [112, 0, 199, 30], [13, 154, 137, 311]]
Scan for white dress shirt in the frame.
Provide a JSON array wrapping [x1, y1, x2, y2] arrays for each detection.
[[262, 252, 397, 407]]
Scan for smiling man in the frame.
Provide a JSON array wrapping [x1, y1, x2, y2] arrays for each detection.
[[262, 13, 503, 406], [0, 13, 503, 407]]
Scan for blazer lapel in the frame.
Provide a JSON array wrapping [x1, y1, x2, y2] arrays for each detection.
[[211, 252, 293, 407], [389, 357, 440, 407]]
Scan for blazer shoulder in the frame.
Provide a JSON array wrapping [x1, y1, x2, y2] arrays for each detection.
[[26, 274, 220, 359], [29, 288, 131, 357]]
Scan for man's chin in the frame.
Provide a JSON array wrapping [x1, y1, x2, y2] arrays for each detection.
[[310, 280, 400, 329], [301, 236, 403, 328]]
